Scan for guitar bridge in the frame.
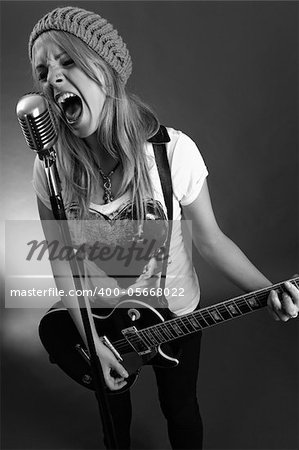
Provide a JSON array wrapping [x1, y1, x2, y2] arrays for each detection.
[[122, 326, 152, 355]]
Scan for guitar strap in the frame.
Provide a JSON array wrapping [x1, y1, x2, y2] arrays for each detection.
[[148, 125, 173, 308]]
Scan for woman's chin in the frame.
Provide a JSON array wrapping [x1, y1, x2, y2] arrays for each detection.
[[67, 117, 96, 139]]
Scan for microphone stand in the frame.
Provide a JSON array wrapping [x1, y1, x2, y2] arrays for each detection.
[[40, 149, 119, 450]]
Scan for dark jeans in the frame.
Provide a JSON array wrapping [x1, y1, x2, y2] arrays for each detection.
[[104, 331, 203, 450]]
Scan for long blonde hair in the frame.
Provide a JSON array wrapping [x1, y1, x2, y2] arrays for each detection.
[[31, 31, 160, 221]]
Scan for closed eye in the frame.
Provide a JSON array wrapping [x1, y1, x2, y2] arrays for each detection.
[[35, 56, 75, 84], [36, 66, 48, 82], [61, 58, 74, 67]]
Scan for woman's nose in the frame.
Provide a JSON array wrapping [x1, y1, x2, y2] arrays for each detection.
[[48, 68, 64, 85]]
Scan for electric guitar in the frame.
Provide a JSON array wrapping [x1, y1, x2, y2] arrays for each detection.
[[39, 277, 298, 394]]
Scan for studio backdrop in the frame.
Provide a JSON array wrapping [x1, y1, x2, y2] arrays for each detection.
[[1, 1, 298, 450]]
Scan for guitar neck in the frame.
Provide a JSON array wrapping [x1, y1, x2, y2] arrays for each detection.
[[138, 277, 299, 346]]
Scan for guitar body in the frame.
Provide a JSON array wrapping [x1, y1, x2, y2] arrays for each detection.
[[39, 300, 179, 394]]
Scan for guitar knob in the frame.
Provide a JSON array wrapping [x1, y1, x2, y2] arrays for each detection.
[[128, 308, 140, 321], [82, 374, 92, 385]]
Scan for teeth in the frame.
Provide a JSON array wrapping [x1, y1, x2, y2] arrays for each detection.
[[57, 92, 77, 105]]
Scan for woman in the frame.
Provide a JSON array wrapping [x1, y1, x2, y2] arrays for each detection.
[[28, 6, 299, 450]]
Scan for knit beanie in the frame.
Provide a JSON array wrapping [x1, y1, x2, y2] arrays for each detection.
[[28, 6, 132, 84]]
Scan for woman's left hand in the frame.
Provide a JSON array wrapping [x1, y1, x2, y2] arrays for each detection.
[[267, 279, 299, 321]]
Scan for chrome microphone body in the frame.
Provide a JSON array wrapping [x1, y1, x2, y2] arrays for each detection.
[[16, 92, 65, 219], [16, 93, 57, 154]]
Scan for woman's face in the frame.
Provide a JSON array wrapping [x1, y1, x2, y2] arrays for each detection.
[[32, 37, 106, 138]]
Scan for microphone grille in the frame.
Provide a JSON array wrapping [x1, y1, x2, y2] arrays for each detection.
[[16, 93, 57, 152]]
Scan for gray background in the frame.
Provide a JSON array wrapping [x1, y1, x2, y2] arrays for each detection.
[[1, 1, 298, 449]]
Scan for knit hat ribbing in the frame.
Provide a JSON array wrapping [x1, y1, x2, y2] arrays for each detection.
[[28, 6, 132, 84]]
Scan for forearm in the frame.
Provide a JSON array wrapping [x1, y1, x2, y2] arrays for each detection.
[[50, 258, 99, 347], [182, 182, 298, 322], [51, 259, 128, 391], [38, 207, 98, 346], [195, 230, 272, 292]]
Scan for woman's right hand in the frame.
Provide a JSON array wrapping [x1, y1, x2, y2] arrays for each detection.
[[94, 336, 129, 391]]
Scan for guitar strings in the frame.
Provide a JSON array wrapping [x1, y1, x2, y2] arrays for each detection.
[[111, 294, 265, 349], [108, 279, 299, 352]]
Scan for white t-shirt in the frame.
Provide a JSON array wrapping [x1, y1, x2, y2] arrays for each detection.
[[32, 127, 208, 315]]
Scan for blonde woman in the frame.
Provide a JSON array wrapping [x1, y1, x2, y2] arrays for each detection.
[[29, 6, 299, 450]]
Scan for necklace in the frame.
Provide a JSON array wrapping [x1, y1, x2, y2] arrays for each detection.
[[99, 161, 120, 204]]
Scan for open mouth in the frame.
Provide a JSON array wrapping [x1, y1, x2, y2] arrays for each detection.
[[56, 92, 83, 124]]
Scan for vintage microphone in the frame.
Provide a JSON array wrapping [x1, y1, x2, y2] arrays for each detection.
[[16, 93, 65, 220], [16, 93, 119, 449], [16, 93, 57, 153]]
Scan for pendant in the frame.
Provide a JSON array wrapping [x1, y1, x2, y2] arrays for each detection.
[[99, 162, 119, 204]]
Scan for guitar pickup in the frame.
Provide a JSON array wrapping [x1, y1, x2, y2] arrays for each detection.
[[122, 326, 152, 355]]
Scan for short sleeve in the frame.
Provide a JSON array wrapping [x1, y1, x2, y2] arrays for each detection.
[[169, 131, 208, 206], [32, 155, 52, 209]]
